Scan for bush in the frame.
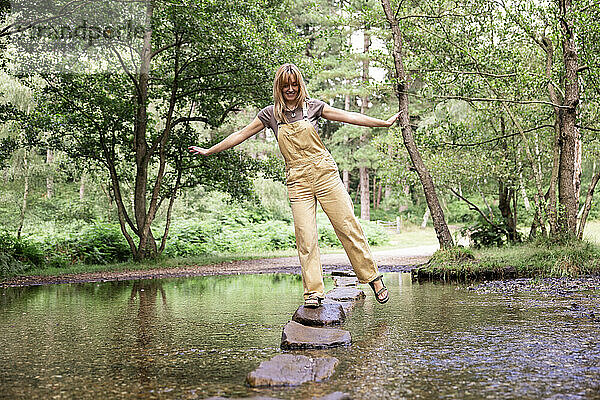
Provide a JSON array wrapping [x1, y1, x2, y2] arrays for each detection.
[[316, 219, 390, 248], [163, 219, 297, 256], [50, 222, 131, 265], [163, 215, 389, 257], [461, 218, 521, 248], [0, 231, 45, 277]]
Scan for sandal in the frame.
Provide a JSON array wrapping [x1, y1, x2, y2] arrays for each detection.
[[304, 295, 322, 308], [368, 275, 389, 304]]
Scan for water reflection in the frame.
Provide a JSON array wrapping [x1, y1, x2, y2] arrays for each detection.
[[1, 273, 599, 399]]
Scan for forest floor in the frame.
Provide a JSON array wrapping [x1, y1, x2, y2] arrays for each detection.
[[0, 245, 438, 287]]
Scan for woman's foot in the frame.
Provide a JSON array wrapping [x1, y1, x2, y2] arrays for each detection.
[[304, 295, 322, 308], [368, 275, 389, 304]]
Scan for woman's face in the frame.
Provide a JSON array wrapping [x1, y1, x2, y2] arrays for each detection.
[[282, 76, 299, 103]]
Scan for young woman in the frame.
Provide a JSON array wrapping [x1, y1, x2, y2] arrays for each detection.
[[189, 63, 400, 307]]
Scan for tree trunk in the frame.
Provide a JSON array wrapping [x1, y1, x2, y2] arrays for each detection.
[[372, 175, 377, 209], [359, 30, 370, 221], [343, 169, 350, 192], [343, 94, 351, 193], [556, 0, 581, 235], [516, 145, 531, 211], [498, 180, 517, 241], [539, 36, 561, 234], [131, 0, 157, 260], [577, 169, 600, 239], [360, 168, 370, 220], [380, 0, 454, 248], [478, 182, 493, 219], [46, 148, 54, 199], [17, 149, 29, 239]]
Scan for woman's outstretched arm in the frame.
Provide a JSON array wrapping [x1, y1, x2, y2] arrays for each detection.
[[321, 104, 401, 127], [188, 117, 265, 156]]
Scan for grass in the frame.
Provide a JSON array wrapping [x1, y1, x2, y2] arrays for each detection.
[[415, 236, 600, 281]]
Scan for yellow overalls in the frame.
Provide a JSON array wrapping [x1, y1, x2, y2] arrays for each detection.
[[277, 103, 380, 300]]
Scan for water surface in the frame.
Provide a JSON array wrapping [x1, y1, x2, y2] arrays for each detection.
[[1, 273, 599, 399]]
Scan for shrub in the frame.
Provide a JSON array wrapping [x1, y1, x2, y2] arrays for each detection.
[[461, 218, 522, 248], [50, 222, 131, 265], [0, 231, 45, 277]]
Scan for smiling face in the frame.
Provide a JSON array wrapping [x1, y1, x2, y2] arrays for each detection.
[[282, 77, 300, 104], [273, 63, 308, 123]]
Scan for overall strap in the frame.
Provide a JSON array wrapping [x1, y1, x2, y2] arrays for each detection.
[[302, 102, 308, 120]]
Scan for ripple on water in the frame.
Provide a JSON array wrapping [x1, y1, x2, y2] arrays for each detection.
[[0, 273, 599, 399]]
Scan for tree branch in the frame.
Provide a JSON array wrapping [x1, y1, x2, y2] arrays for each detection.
[[402, 91, 574, 109], [449, 187, 507, 233], [408, 68, 518, 78]]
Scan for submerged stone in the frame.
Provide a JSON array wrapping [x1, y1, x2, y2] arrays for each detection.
[[292, 303, 346, 326], [325, 287, 365, 302], [333, 276, 359, 287], [313, 392, 352, 400], [246, 354, 338, 387], [323, 298, 355, 314], [205, 397, 281, 400], [331, 270, 357, 277], [281, 321, 351, 350]]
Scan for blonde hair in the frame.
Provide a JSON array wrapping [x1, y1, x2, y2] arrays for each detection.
[[273, 63, 308, 124]]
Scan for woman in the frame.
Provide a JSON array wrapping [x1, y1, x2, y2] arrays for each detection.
[[189, 63, 400, 307]]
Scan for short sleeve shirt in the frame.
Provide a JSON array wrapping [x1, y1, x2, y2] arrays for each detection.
[[257, 98, 326, 139]]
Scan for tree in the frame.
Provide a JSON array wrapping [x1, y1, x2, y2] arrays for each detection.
[[380, 0, 454, 248], [25, 0, 298, 260]]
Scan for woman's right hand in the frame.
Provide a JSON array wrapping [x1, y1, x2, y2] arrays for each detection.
[[188, 146, 211, 156]]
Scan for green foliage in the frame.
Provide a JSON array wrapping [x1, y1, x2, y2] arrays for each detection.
[[49, 222, 131, 265], [0, 231, 44, 277], [461, 219, 505, 248], [163, 218, 296, 256]]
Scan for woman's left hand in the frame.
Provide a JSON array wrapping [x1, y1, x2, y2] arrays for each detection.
[[385, 111, 402, 127]]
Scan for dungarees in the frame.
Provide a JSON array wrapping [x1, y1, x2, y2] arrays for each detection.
[[277, 103, 380, 300]]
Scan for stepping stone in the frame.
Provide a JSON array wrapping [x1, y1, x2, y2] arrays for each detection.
[[292, 303, 346, 326], [333, 276, 359, 287], [323, 298, 355, 314], [246, 354, 338, 387], [331, 270, 357, 277], [281, 321, 351, 350], [325, 287, 365, 302]]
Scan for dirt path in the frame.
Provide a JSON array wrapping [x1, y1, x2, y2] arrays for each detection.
[[0, 245, 437, 287]]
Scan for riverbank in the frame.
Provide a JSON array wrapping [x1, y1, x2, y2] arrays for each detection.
[[6, 237, 600, 288], [0, 246, 434, 287], [413, 239, 600, 281]]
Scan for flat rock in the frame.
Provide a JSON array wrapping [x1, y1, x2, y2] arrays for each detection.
[[325, 287, 365, 302], [313, 392, 352, 400], [333, 276, 359, 287], [246, 354, 338, 387], [292, 303, 346, 326], [331, 270, 357, 277], [323, 298, 355, 314], [281, 321, 351, 350]]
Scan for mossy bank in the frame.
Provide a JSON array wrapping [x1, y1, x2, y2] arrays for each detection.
[[413, 238, 600, 282]]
